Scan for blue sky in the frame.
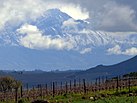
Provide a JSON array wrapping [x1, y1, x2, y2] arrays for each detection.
[[0, 0, 136, 70]]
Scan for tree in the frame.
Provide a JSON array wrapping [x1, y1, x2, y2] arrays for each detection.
[[0, 76, 14, 92], [0, 76, 22, 93]]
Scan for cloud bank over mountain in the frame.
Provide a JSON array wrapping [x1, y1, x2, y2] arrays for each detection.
[[0, 0, 136, 56], [17, 24, 75, 50], [107, 45, 137, 56]]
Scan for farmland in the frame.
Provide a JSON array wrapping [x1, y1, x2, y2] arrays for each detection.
[[1, 88, 137, 103], [1, 73, 137, 103]]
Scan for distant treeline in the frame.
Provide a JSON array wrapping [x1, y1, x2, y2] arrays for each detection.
[[123, 72, 137, 77]]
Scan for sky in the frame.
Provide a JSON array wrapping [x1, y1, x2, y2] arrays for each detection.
[[0, 0, 137, 31], [0, 0, 137, 70]]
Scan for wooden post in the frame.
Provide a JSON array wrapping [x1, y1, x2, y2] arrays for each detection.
[[126, 77, 128, 89], [116, 76, 119, 92], [53, 82, 55, 97], [128, 77, 131, 93], [20, 86, 23, 98], [101, 76, 104, 90], [50, 82, 52, 95], [99, 77, 101, 91], [40, 84, 43, 99], [60, 82, 62, 95], [95, 78, 98, 91], [95, 78, 98, 86], [15, 88, 18, 103], [83, 79, 86, 94], [74, 79, 76, 93], [26, 83, 29, 100], [55, 82, 57, 95], [32, 86, 35, 100], [70, 80, 71, 91], [65, 82, 68, 94], [119, 76, 122, 91], [45, 84, 48, 95], [105, 76, 108, 90]]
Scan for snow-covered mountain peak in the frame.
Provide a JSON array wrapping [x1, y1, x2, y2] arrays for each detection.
[[0, 8, 136, 53]]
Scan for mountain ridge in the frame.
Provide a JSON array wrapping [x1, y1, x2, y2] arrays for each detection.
[[0, 55, 137, 85], [77, 55, 137, 79]]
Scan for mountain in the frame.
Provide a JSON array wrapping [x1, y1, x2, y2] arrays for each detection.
[[1, 9, 136, 48], [76, 55, 137, 80], [31, 9, 71, 36], [0, 8, 136, 71]]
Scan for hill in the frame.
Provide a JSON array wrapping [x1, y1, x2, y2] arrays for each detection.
[[0, 56, 137, 86], [76, 55, 137, 80]]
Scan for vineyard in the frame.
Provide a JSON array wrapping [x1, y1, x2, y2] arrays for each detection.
[[0, 75, 137, 103]]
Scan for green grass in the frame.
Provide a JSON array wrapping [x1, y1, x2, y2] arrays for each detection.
[[47, 94, 137, 103], [1, 87, 137, 103], [1, 94, 137, 103]]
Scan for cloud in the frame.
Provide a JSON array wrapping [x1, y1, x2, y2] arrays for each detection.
[[60, 4, 89, 20], [16, 24, 94, 54], [17, 24, 94, 54], [1, 0, 137, 33], [107, 45, 137, 55], [107, 45, 122, 55], [61, 18, 80, 33], [0, 0, 89, 29], [124, 47, 137, 55], [98, 1, 137, 32], [62, 18, 79, 27], [80, 48, 92, 54], [17, 24, 75, 50], [0, 0, 46, 28]]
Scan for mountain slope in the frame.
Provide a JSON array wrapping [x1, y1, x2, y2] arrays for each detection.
[[76, 55, 137, 80], [0, 56, 137, 86]]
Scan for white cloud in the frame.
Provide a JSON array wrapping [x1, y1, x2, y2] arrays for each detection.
[[17, 24, 75, 50], [99, 1, 137, 32], [60, 4, 89, 20], [61, 18, 80, 33], [16, 24, 108, 54], [16, 24, 94, 54], [107, 45, 137, 56], [80, 48, 92, 54], [62, 18, 79, 27], [107, 45, 122, 55], [124, 47, 137, 55], [0, 0, 46, 28], [0, 0, 89, 29]]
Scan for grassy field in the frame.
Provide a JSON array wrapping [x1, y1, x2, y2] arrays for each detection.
[[1, 95, 137, 103], [1, 87, 137, 103], [46, 94, 137, 103]]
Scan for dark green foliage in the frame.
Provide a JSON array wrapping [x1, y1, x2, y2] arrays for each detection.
[[0, 76, 22, 92], [123, 72, 137, 77]]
